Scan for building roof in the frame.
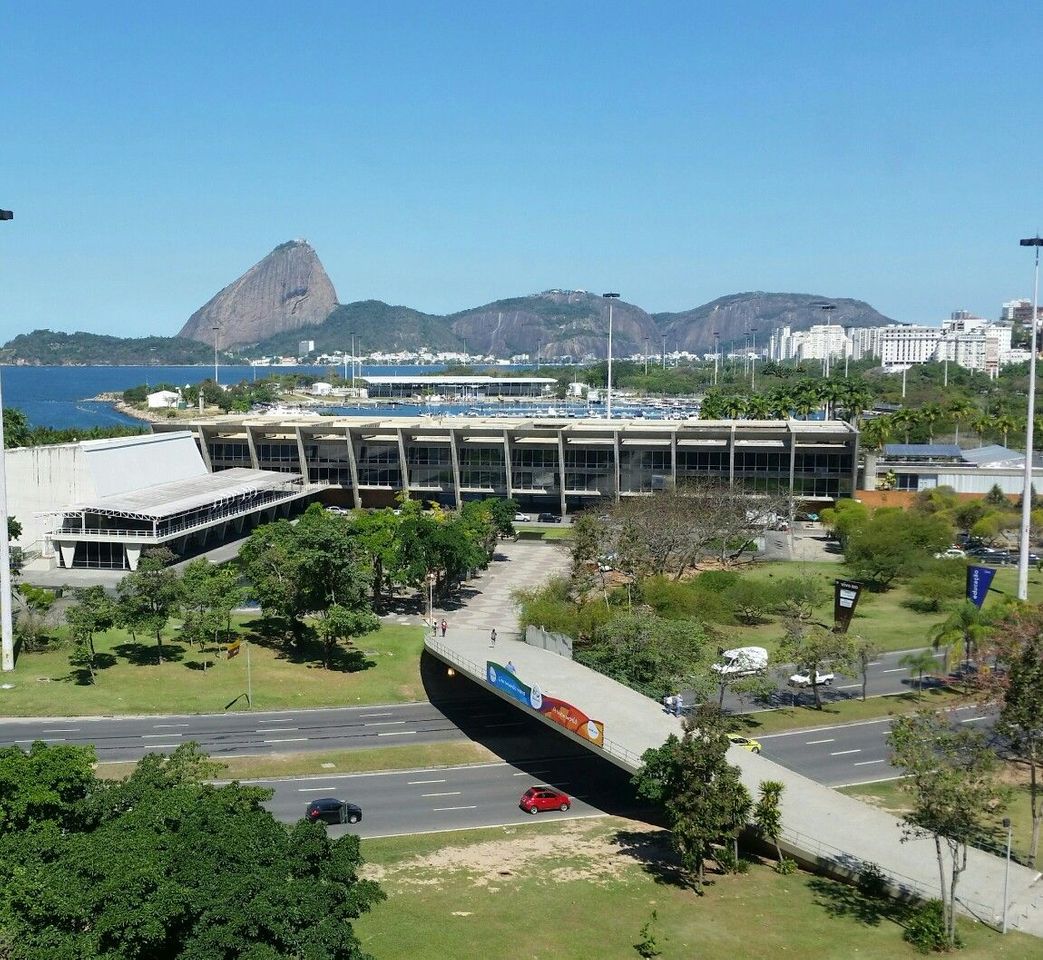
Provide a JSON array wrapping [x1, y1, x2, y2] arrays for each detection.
[[65, 467, 303, 520], [361, 375, 557, 385], [883, 443, 963, 459], [882, 443, 1026, 468]]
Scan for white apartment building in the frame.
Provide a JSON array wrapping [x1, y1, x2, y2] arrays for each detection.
[[768, 324, 851, 362], [879, 316, 1013, 375]]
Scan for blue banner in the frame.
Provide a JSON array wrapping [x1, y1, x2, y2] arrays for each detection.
[[966, 565, 997, 608], [486, 662, 535, 708]]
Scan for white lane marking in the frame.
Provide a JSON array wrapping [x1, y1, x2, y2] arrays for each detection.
[[255, 728, 298, 733], [255, 717, 296, 723], [960, 716, 988, 723], [831, 749, 862, 756], [834, 774, 906, 788], [232, 761, 511, 786], [152, 723, 190, 728], [14, 738, 64, 743], [867, 661, 882, 666], [263, 737, 309, 744], [142, 734, 182, 738], [431, 805, 478, 811], [421, 791, 462, 797], [137, 743, 181, 748], [377, 731, 416, 737], [806, 738, 835, 745], [854, 759, 886, 766], [836, 684, 862, 690], [42, 728, 80, 733], [881, 667, 907, 673], [298, 787, 338, 792], [407, 779, 447, 785], [359, 712, 393, 718], [364, 720, 406, 727]]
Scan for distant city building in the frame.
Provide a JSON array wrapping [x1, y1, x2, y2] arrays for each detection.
[[298, 339, 316, 355], [1000, 298, 1043, 323], [863, 443, 1043, 496], [361, 375, 557, 399], [768, 324, 850, 363], [146, 389, 181, 409]]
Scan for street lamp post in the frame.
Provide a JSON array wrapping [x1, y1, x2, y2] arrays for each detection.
[[661, 335, 667, 370], [820, 304, 836, 377], [713, 331, 720, 386], [602, 293, 620, 419], [0, 208, 13, 672], [212, 325, 220, 386], [750, 328, 759, 390], [1002, 816, 1013, 934], [1017, 236, 1043, 601], [644, 338, 649, 376]]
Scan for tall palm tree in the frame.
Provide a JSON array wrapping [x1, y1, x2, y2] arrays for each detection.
[[722, 395, 748, 419], [890, 408, 919, 444], [947, 398, 976, 445], [745, 394, 773, 419], [970, 412, 992, 448], [859, 416, 892, 453], [992, 413, 1019, 450], [838, 381, 874, 423], [899, 648, 939, 700], [919, 403, 945, 443], [698, 391, 728, 421], [766, 389, 795, 420], [929, 600, 994, 687]]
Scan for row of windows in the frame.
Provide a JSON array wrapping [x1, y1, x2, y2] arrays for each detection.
[[460, 447, 505, 468], [407, 447, 451, 466]]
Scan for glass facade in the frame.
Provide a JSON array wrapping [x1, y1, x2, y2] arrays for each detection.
[[256, 441, 299, 473], [209, 440, 251, 471], [406, 444, 452, 488], [619, 447, 671, 493], [356, 443, 401, 487], [512, 446, 559, 491], [459, 445, 506, 491], [564, 447, 614, 494]]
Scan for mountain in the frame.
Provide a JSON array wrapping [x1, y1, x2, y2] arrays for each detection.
[[178, 240, 338, 348], [0, 329, 215, 365], [653, 292, 893, 353]]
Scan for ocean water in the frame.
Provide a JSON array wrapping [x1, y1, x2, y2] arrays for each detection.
[[0, 364, 450, 428]]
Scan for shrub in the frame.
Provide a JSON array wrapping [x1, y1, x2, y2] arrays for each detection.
[[636, 909, 662, 958], [904, 900, 960, 954], [775, 857, 798, 875], [856, 861, 890, 899]]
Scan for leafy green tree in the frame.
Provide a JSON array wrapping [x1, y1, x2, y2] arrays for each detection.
[[929, 600, 995, 680], [315, 602, 380, 670], [985, 483, 1010, 506], [115, 548, 181, 662], [852, 636, 880, 702], [770, 574, 828, 623], [818, 498, 869, 549], [888, 711, 1010, 948], [907, 570, 963, 612], [723, 577, 778, 625], [844, 509, 953, 589], [348, 507, 402, 610], [64, 586, 116, 684], [12, 584, 55, 652], [996, 632, 1043, 867], [1, 407, 31, 448], [753, 780, 785, 865], [777, 622, 859, 709], [0, 741, 96, 833], [898, 648, 938, 700], [179, 559, 242, 660], [632, 706, 751, 893]]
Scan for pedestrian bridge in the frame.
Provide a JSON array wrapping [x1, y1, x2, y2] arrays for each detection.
[[425, 628, 1043, 937]]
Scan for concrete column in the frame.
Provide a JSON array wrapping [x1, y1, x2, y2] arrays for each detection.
[[448, 428, 463, 509], [728, 424, 736, 488], [245, 426, 260, 469], [789, 422, 798, 505], [344, 426, 362, 509], [196, 425, 213, 471], [125, 544, 142, 571], [850, 427, 861, 499], [396, 427, 411, 496], [670, 429, 678, 489], [612, 431, 621, 502], [57, 542, 76, 569], [294, 428, 309, 481], [502, 430, 514, 500]]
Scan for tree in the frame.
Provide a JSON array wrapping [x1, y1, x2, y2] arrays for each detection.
[[115, 548, 181, 662], [907, 570, 963, 612], [1, 407, 31, 448], [64, 586, 116, 684], [898, 648, 938, 700], [0, 740, 97, 833], [888, 712, 1010, 949], [632, 706, 751, 893], [929, 600, 995, 682], [753, 780, 785, 865], [724, 577, 778, 625], [770, 574, 828, 623], [179, 559, 242, 663], [852, 636, 880, 702], [347, 508, 402, 610], [12, 584, 55, 652], [995, 633, 1043, 867], [818, 498, 870, 550], [948, 398, 976, 444], [777, 622, 859, 709], [844, 509, 953, 589], [315, 602, 380, 670], [0, 742, 385, 959]]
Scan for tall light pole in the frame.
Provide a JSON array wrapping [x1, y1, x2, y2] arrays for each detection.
[[351, 333, 356, 391], [844, 326, 852, 378], [602, 293, 620, 419], [0, 208, 14, 672], [212, 324, 220, 386], [1017, 236, 1043, 601], [644, 337, 649, 376], [1002, 816, 1013, 934], [713, 331, 720, 385], [661, 335, 667, 369], [750, 328, 759, 390], [820, 303, 836, 377]]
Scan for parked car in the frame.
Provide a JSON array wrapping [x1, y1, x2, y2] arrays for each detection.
[[712, 646, 769, 678], [788, 669, 835, 688], [934, 547, 966, 559], [727, 734, 762, 754], [325, 505, 349, 514], [537, 512, 560, 523], [514, 512, 532, 523], [306, 797, 363, 825], [519, 786, 571, 815]]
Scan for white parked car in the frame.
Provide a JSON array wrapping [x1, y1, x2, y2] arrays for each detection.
[[712, 646, 769, 678], [934, 547, 966, 559], [514, 512, 532, 523], [788, 669, 835, 688]]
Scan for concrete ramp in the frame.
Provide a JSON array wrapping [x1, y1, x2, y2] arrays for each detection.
[[425, 628, 1043, 936]]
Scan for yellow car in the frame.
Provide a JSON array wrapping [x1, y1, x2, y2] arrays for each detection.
[[727, 734, 762, 754]]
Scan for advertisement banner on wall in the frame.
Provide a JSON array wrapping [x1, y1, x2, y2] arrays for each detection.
[[487, 662, 605, 747], [966, 565, 997, 608]]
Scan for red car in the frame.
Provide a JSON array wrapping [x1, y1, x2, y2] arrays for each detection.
[[520, 786, 571, 815]]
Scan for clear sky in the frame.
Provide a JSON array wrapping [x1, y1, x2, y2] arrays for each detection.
[[3, 1, 1043, 341]]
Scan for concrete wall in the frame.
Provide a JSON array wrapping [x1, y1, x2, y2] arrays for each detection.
[[524, 624, 573, 659], [7, 444, 94, 556]]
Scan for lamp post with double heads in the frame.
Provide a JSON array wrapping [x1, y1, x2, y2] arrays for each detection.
[[602, 293, 620, 419], [819, 303, 836, 377], [1017, 236, 1043, 601], [0, 208, 13, 672]]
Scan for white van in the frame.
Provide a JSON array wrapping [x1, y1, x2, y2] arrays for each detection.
[[712, 646, 769, 678]]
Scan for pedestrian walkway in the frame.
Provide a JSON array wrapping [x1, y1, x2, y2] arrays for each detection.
[[423, 544, 1043, 938]]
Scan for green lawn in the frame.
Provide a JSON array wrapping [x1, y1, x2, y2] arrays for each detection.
[[841, 777, 1040, 867], [354, 818, 1039, 960], [717, 560, 1043, 656], [1, 619, 426, 716]]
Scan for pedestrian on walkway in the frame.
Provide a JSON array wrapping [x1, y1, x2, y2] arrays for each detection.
[[675, 693, 684, 716], [490, 628, 497, 647], [440, 618, 448, 637], [506, 660, 516, 674], [662, 694, 671, 714]]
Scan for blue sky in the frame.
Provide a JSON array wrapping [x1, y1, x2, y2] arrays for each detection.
[[3, 1, 1042, 340]]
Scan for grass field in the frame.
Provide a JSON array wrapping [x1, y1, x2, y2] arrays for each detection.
[[841, 777, 1040, 867], [1, 619, 426, 717], [353, 818, 1039, 960], [716, 560, 1043, 656]]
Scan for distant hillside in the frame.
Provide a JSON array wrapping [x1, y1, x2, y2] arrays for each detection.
[[654, 292, 893, 353], [179, 240, 338, 348], [0, 329, 216, 366]]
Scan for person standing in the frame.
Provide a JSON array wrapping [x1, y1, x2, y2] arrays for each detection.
[[440, 618, 448, 637], [490, 628, 497, 647], [674, 693, 684, 716]]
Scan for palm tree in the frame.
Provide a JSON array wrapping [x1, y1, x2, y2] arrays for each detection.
[[721, 395, 748, 419], [947, 398, 976, 445], [992, 413, 1019, 450], [899, 648, 939, 700], [859, 416, 892, 453], [919, 403, 944, 443], [970, 412, 992, 448], [819, 378, 847, 420], [766, 389, 795, 420], [838, 381, 874, 423], [929, 600, 994, 687], [699, 392, 728, 420], [891, 408, 919, 444], [745, 394, 773, 419]]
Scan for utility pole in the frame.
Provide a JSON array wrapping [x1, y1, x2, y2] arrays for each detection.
[[713, 331, 720, 386], [661, 335, 667, 369], [602, 293, 620, 419], [1, 208, 14, 672], [212, 324, 220, 386], [644, 337, 649, 376], [750, 328, 759, 390], [1017, 236, 1043, 600], [819, 303, 836, 378]]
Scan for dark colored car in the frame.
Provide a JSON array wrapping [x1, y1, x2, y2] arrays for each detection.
[[519, 786, 571, 815], [306, 797, 363, 825], [537, 513, 560, 523]]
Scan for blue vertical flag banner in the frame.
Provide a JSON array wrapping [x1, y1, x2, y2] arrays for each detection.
[[966, 565, 997, 608]]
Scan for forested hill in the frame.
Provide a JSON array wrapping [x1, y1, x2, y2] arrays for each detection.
[[0, 329, 217, 365]]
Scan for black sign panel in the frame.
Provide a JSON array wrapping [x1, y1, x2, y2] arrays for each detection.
[[834, 579, 863, 633]]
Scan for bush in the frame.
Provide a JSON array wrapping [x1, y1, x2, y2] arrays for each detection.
[[636, 909, 662, 958], [775, 857, 798, 875], [904, 900, 959, 954], [856, 861, 890, 899], [639, 572, 738, 624], [716, 848, 751, 874]]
